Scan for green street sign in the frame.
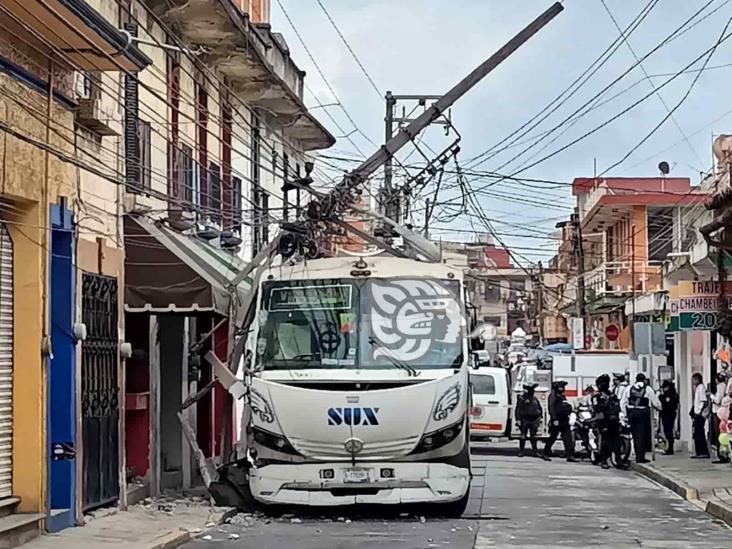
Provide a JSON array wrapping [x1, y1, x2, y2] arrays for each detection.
[[678, 311, 719, 331]]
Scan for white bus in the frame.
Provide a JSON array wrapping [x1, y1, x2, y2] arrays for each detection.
[[236, 254, 471, 515]]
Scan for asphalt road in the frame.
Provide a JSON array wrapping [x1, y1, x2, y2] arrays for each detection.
[[185, 443, 731, 548]]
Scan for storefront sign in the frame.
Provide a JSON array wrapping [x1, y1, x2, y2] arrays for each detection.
[[605, 324, 619, 342], [667, 281, 732, 331], [570, 317, 584, 350]]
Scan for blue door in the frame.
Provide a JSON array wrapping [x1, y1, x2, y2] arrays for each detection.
[[47, 204, 76, 532]]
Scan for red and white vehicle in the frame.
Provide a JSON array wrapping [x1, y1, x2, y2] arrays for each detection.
[[469, 351, 636, 441], [469, 367, 512, 439]]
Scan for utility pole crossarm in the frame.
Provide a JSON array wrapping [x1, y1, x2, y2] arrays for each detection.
[[349, 2, 564, 184]]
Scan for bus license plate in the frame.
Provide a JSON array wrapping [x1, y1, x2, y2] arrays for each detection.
[[343, 468, 369, 483]]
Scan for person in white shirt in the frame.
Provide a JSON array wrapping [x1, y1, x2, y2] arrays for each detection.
[[612, 372, 629, 411], [691, 372, 710, 458], [621, 373, 661, 463]]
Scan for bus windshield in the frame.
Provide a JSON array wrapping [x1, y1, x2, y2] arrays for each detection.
[[256, 278, 464, 371]]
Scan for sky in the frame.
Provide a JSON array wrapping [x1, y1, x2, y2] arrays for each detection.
[[270, 0, 732, 265]]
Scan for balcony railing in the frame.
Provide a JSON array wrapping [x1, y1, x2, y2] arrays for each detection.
[[584, 260, 663, 299]]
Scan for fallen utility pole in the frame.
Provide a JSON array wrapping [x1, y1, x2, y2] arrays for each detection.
[[280, 1, 564, 262], [179, 2, 565, 504]]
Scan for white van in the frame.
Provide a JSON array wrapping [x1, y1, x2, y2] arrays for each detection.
[[469, 367, 511, 439]]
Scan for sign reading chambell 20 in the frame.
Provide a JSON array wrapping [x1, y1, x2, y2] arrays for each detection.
[[668, 281, 732, 332]]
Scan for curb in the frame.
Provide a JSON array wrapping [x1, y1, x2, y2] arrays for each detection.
[[631, 463, 698, 501], [632, 463, 732, 528], [149, 530, 191, 549], [706, 499, 732, 527]]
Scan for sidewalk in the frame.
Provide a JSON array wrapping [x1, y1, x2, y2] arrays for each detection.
[[633, 449, 732, 527], [21, 501, 228, 549]]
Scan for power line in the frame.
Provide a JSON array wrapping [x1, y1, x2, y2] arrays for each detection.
[[599, 12, 732, 175], [0, 1, 343, 235], [463, 0, 662, 170], [465, 25, 732, 199], [314, 0, 382, 98], [461, 0, 719, 186], [274, 0, 378, 149], [599, 0, 705, 169]]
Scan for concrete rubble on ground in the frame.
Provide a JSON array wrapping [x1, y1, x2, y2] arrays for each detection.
[[21, 494, 235, 549]]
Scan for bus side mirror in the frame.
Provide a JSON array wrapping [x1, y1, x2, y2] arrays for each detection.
[[472, 351, 490, 369]]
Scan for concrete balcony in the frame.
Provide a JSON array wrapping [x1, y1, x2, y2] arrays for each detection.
[[585, 260, 663, 311], [145, 0, 334, 151], [579, 181, 611, 221]]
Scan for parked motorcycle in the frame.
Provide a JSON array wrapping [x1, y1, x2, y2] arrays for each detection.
[[610, 414, 632, 469], [571, 404, 601, 464]]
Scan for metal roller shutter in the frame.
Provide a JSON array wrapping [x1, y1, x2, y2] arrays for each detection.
[[0, 223, 12, 498]]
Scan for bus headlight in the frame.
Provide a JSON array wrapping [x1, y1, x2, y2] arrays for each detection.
[[410, 419, 464, 455], [251, 427, 302, 456]]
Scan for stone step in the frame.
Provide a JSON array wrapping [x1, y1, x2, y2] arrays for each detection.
[[0, 499, 19, 520], [0, 512, 43, 549]]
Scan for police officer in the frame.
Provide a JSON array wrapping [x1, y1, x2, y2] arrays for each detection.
[[622, 373, 661, 463], [659, 379, 679, 455], [543, 380, 577, 462], [592, 374, 623, 470], [516, 383, 547, 459], [612, 372, 629, 404]]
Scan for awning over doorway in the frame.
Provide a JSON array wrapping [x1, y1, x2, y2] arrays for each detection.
[[124, 216, 253, 319]]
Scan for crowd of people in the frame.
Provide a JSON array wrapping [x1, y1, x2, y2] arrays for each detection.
[[514, 369, 732, 466]]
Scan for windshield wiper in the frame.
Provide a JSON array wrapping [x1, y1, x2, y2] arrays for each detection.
[[368, 338, 420, 377]]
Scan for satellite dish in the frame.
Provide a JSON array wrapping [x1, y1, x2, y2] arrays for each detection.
[[658, 161, 670, 175]]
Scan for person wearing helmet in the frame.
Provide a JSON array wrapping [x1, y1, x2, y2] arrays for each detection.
[[516, 383, 547, 459], [592, 374, 623, 469], [542, 380, 577, 462], [621, 373, 661, 463]]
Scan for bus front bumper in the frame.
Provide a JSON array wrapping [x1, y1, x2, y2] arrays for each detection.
[[250, 462, 470, 506]]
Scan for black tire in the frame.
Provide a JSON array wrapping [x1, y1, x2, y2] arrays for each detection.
[[611, 437, 631, 468], [431, 428, 471, 518]]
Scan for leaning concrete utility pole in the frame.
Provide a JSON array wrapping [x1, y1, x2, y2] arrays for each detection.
[[183, 2, 566, 499]]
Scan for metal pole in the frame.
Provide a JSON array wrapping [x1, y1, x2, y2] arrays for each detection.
[[631, 226, 637, 358], [345, 2, 564, 182], [384, 90, 395, 220], [573, 212, 586, 350], [538, 261, 545, 346], [576, 216, 586, 320]]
